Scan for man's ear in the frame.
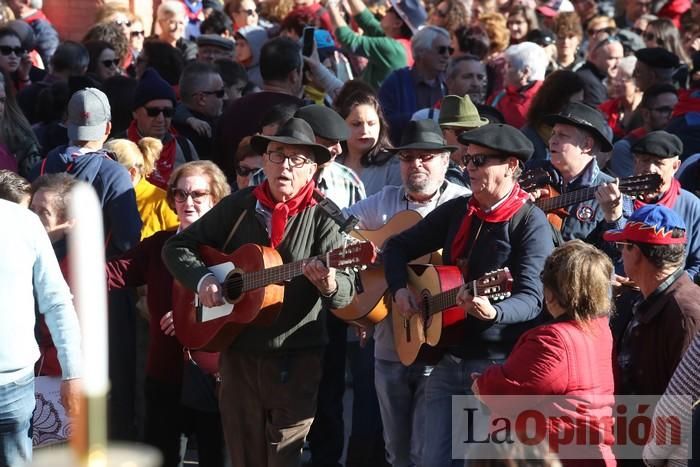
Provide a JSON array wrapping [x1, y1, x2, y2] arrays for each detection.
[[105, 121, 112, 136]]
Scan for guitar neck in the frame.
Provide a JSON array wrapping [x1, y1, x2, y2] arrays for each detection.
[[425, 282, 473, 316], [237, 256, 319, 292], [535, 186, 597, 212]]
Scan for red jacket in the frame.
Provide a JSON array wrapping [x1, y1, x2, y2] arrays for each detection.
[[477, 316, 616, 467], [489, 80, 544, 129]]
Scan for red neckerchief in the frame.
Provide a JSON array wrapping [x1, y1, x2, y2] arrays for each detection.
[[23, 10, 49, 24], [672, 88, 700, 118], [451, 184, 530, 264], [127, 120, 177, 190], [634, 177, 681, 210], [252, 180, 318, 248]]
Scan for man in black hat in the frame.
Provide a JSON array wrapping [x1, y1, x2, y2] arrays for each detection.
[[599, 130, 700, 280], [163, 117, 357, 467], [528, 102, 629, 244], [633, 47, 680, 92], [341, 119, 469, 467], [383, 123, 554, 466]]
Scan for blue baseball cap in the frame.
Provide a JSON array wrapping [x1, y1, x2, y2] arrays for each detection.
[[604, 204, 687, 245]]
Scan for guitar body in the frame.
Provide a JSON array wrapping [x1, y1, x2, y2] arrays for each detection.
[[333, 210, 430, 326], [540, 185, 567, 231], [393, 264, 464, 366], [172, 243, 285, 351]]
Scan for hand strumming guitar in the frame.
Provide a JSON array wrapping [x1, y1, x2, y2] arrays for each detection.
[[198, 275, 226, 307], [302, 258, 338, 296], [392, 288, 421, 319]]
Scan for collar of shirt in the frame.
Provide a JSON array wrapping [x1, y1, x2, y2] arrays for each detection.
[[565, 158, 599, 191], [633, 267, 687, 323], [403, 181, 448, 206], [482, 183, 516, 214]]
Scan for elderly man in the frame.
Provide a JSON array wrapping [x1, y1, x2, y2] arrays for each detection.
[[379, 25, 451, 144], [384, 123, 554, 466], [601, 131, 700, 279], [633, 47, 679, 92], [124, 68, 198, 189], [489, 41, 548, 128], [577, 36, 624, 106], [604, 204, 700, 396], [196, 34, 235, 64], [173, 63, 225, 161], [343, 119, 469, 467], [163, 117, 357, 467]]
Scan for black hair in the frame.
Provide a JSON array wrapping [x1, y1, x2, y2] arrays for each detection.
[[141, 40, 185, 86], [634, 229, 686, 269], [102, 75, 138, 136], [51, 41, 90, 75], [200, 10, 233, 35], [640, 83, 678, 108], [259, 37, 302, 83], [214, 58, 248, 87], [34, 80, 70, 124], [84, 40, 115, 77], [260, 102, 301, 128], [453, 25, 490, 60]]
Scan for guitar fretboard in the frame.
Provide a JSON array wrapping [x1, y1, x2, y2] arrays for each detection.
[[425, 283, 473, 315], [240, 258, 315, 292], [535, 186, 598, 212]]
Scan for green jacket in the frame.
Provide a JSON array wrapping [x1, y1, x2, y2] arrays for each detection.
[[336, 9, 407, 89], [162, 187, 356, 353]]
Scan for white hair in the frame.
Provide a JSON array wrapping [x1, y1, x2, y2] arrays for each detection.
[[618, 55, 637, 77], [29, 0, 42, 9], [411, 26, 450, 59], [157, 0, 185, 20], [504, 41, 548, 81]]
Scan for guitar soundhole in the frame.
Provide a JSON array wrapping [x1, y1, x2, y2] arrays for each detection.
[[224, 271, 244, 302]]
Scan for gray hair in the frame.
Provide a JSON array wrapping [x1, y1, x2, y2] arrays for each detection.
[[618, 55, 637, 77], [179, 62, 221, 104], [411, 26, 450, 59], [29, 0, 43, 9], [157, 0, 185, 20], [447, 54, 485, 79], [504, 41, 548, 81]]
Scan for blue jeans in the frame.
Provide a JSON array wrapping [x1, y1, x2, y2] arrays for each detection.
[[374, 359, 432, 467], [0, 372, 35, 467], [422, 355, 501, 467]]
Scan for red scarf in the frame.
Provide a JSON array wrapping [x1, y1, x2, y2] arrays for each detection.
[[252, 180, 318, 248], [451, 185, 530, 264], [634, 177, 681, 210], [127, 120, 177, 190]]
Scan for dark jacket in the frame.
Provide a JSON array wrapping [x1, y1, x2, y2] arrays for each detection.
[[172, 107, 217, 161], [383, 196, 554, 359], [162, 187, 356, 353], [616, 270, 700, 395], [576, 62, 608, 107]]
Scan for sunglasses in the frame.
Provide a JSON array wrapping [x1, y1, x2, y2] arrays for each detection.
[[462, 153, 505, 168], [101, 59, 120, 68], [397, 152, 441, 163], [171, 188, 211, 203], [437, 45, 455, 55], [0, 45, 25, 57], [199, 89, 226, 98], [643, 32, 663, 46], [235, 165, 263, 177], [130, 30, 145, 38], [631, 27, 644, 36], [144, 106, 175, 118], [238, 8, 258, 15]]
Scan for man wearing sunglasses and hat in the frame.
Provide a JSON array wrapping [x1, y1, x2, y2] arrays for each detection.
[[163, 117, 357, 467], [527, 101, 630, 244], [342, 119, 470, 467], [383, 123, 554, 466]]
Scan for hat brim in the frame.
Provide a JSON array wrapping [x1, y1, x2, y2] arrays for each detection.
[[603, 225, 687, 244], [67, 122, 108, 142], [602, 229, 626, 243], [543, 114, 613, 152], [393, 142, 458, 152], [439, 117, 490, 129], [251, 134, 332, 165]]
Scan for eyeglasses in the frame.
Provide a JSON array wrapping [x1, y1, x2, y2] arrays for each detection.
[[397, 152, 442, 163], [198, 88, 226, 98], [144, 106, 175, 118], [131, 30, 145, 38], [171, 188, 211, 203], [237, 8, 258, 15], [631, 27, 644, 36], [101, 59, 120, 68], [114, 19, 131, 27], [643, 32, 663, 46], [462, 153, 505, 168], [615, 241, 634, 251], [0, 46, 25, 56], [649, 106, 675, 114], [235, 165, 263, 177], [266, 150, 313, 168], [437, 45, 455, 56]]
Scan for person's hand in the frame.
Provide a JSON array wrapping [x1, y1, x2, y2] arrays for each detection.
[[392, 288, 420, 319], [302, 258, 338, 296], [160, 311, 176, 336], [60, 378, 81, 417], [198, 275, 225, 307], [187, 117, 211, 137], [527, 187, 550, 202], [456, 286, 497, 320], [595, 179, 623, 222], [17, 53, 32, 82], [470, 372, 482, 401]]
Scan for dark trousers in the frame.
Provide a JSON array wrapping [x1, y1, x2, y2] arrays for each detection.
[[144, 377, 226, 467], [108, 289, 137, 441], [307, 313, 347, 467]]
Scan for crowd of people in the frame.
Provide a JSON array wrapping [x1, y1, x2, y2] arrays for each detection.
[[0, 0, 700, 465]]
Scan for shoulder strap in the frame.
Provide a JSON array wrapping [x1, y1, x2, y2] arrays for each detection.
[[312, 189, 358, 233], [176, 135, 194, 162], [508, 202, 535, 239], [222, 210, 247, 252], [39, 157, 48, 176]]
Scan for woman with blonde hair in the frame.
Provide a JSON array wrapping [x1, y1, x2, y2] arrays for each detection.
[[473, 240, 616, 466], [106, 137, 178, 239]]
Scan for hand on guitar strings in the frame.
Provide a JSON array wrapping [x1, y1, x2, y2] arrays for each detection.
[[302, 258, 338, 296], [198, 275, 226, 307], [595, 179, 623, 222], [527, 187, 550, 202], [160, 311, 176, 336], [392, 288, 421, 318], [456, 286, 497, 321]]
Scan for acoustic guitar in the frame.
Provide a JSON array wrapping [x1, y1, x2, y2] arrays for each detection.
[[332, 210, 441, 327], [393, 266, 513, 366], [173, 241, 376, 351], [519, 168, 662, 230]]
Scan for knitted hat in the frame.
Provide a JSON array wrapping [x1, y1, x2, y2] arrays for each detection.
[[132, 68, 177, 111]]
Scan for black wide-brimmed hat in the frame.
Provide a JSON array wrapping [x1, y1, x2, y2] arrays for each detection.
[[394, 120, 458, 152], [251, 117, 332, 165], [543, 102, 613, 152], [295, 104, 349, 142], [457, 123, 534, 163]]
